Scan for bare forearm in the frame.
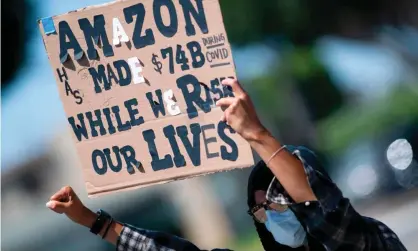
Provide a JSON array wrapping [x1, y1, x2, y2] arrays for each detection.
[[78, 206, 123, 245], [249, 129, 316, 203]]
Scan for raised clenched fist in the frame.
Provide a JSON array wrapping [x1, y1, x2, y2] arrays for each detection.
[[46, 186, 95, 228]]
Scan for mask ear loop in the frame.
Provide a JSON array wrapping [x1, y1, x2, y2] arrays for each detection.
[[263, 201, 272, 210], [248, 201, 272, 223]]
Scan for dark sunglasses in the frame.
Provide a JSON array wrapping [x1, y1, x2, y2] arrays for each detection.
[[247, 201, 288, 223]]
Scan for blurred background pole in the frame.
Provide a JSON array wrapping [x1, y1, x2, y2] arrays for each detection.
[[167, 178, 234, 250]]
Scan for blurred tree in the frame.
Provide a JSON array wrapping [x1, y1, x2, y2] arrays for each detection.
[[220, 0, 417, 45], [286, 47, 344, 122], [1, 0, 32, 88], [220, 0, 418, 161], [317, 86, 418, 154], [246, 45, 342, 170]]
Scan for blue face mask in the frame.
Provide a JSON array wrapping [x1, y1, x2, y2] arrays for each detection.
[[264, 209, 307, 248]]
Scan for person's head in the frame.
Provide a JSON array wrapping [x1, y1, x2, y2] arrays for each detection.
[[247, 160, 307, 251]]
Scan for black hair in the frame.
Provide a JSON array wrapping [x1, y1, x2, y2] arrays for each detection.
[[247, 152, 324, 251], [247, 160, 305, 251]]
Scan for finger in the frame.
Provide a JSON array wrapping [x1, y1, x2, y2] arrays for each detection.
[[220, 113, 226, 122], [46, 200, 70, 213], [221, 105, 237, 123], [221, 78, 245, 96], [216, 97, 235, 108], [50, 189, 66, 201], [50, 186, 72, 201]]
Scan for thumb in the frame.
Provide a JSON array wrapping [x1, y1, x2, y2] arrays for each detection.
[[220, 112, 226, 122], [46, 200, 70, 214]]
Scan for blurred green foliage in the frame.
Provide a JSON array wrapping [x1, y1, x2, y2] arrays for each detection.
[[318, 87, 418, 154], [229, 232, 263, 251], [219, 0, 418, 156], [219, 0, 394, 46]]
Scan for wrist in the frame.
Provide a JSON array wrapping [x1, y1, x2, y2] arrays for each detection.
[[247, 126, 271, 144], [77, 206, 96, 228], [247, 127, 284, 162]]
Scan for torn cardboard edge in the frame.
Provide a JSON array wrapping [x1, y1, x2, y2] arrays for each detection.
[[41, 17, 56, 35], [37, 0, 120, 24], [37, 0, 220, 25]]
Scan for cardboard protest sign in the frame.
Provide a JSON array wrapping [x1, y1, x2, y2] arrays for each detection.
[[38, 0, 254, 197]]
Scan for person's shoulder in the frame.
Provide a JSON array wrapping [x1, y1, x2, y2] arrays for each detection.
[[287, 145, 331, 178], [286, 145, 319, 164], [286, 145, 316, 155]]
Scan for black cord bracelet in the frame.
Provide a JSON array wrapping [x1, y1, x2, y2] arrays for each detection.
[[102, 218, 113, 239], [90, 210, 111, 235]]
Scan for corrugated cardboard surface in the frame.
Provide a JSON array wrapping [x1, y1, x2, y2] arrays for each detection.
[[39, 0, 254, 197]]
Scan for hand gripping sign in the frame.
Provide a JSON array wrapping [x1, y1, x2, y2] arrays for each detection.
[[38, 0, 254, 197]]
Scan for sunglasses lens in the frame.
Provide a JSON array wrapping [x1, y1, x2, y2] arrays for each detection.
[[269, 203, 288, 212], [250, 202, 288, 223]]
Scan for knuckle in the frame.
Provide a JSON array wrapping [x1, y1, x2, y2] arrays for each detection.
[[230, 105, 238, 113], [64, 186, 73, 194], [225, 109, 232, 117]]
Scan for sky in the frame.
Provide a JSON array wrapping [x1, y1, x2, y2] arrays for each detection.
[[1, 0, 113, 170]]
